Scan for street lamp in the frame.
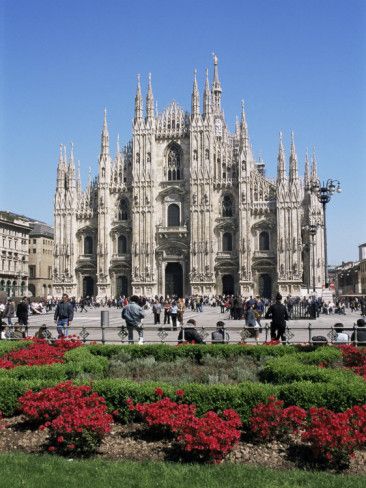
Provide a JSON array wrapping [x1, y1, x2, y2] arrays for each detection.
[[311, 179, 341, 288], [303, 223, 318, 293]]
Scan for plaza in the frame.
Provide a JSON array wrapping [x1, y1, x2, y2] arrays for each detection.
[[23, 304, 363, 345]]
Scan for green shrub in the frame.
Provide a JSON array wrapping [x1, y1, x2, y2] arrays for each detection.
[[88, 344, 299, 362], [0, 344, 364, 421], [0, 340, 31, 356]]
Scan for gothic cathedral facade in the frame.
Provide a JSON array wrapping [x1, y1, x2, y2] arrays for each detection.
[[53, 56, 325, 299]]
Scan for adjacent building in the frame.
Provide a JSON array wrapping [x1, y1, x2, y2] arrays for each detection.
[[28, 222, 54, 297], [334, 244, 366, 296], [0, 211, 30, 297], [53, 56, 325, 299]]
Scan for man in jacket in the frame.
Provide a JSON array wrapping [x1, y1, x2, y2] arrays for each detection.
[[16, 297, 29, 328], [4, 299, 15, 326], [54, 294, 74, 338], [265, 292, 289, 342], [177, 319, 205, 344], [122, 295, 145, 344]]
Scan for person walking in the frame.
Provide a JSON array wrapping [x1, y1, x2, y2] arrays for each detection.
[[152, 300, 162, 325], [177, 297, 185, 326], [54, 293, 74, 338], [4, 299, 15, 326], [122, 295, 145, 345], [264, 293, 289, 342], [163, 300, 171, 325], [170, 301, 178, 330], [16, 297, 29, 330]]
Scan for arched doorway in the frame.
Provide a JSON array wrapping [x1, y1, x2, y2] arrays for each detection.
[[165, 263, 183, 297], [116, 276, 128, 297], [222, 274, 234, 295], [82, 276, 94, 297], [259, 274, 272, 298]]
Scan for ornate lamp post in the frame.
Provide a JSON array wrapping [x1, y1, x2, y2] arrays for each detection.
[[311, 179, 341, 288], [303, 223, 318, 293]]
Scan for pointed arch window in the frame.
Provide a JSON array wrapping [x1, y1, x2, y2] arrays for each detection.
[[167, 204, 180, 227], [259, 231, 270, 251], [222, 232, 233, 252], [84, 236, 93, 255], [118, 235, 127, 255], [222, 194, 233, 217], [167, 144, 182, 180], [118, 198, 129, 220]]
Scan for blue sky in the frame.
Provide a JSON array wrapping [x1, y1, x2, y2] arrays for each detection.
[[1, 0, 365, 264]]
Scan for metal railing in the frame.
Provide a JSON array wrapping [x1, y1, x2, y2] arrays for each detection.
[[1, 313, 364, 346]]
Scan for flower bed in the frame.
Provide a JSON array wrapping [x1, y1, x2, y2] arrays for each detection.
[[0, 337, 82, 369], [19, 381, 113, 456]]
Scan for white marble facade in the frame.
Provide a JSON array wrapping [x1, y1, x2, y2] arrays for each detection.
[[53, 56, 325, 299]]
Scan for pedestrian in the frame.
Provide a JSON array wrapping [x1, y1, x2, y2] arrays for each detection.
[[16, 297, 29, 329], [177, 297, 185, 326], [163, 300, 171, 325], [170, 300, 178, 330], [177, 319, 205, 344], [264, 292, 289, 342], [4, 299, 15, 326], [122, 295, 145, 345], [333, 323, 349, 344], [351, 318, 366, 345], [152, 300, 162, 324], [211, 321, 228, 344], [54, 293, 74, 338], [79, 297, 88, 312]]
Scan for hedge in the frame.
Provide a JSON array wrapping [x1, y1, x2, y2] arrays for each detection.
[[0, 342, 364, 421], [88, 343, 302, 361]]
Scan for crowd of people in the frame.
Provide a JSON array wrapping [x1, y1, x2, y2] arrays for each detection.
[[0, 292, 365, 344]]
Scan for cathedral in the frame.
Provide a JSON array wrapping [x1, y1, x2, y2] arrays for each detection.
[[53, 55, 325, 299]]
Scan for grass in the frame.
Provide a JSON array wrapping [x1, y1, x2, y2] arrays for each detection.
[[0, 452, 364, 488]]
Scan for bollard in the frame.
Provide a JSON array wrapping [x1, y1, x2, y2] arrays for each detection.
[[100, 311, 109, 345], [265, 323, 270, 342], [353, 324, 358, 346], [308, 322, 312, 344]]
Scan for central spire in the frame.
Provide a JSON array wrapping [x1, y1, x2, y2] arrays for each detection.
[[211, 52, 222, 111], [100, 108, 109, 157]]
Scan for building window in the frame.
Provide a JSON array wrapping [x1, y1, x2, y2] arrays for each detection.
[[33, 239, 36, 244], [48, 266, 52, 279], [167, 204, 180, 227], [117, 235, 127, 255], [222, 194, 233, 217], [167, 144, 182, 180], [118, 198, 129, 220], [223, 232, 233, 251], [84, 236, 93, 255], [32, 249, 36, 253], [259, 231, 270, 251], [29, 265, 36, 278]]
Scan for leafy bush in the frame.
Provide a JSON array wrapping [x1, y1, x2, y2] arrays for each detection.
[[128, 388, 242, 463], [302, 405, 366, 467], [249, 395, 306, 441], [19, 382, 113, 456]]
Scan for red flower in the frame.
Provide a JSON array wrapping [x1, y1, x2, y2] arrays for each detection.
[[57, 436, 64, 443], [48, 446, 56, 452], [154, 387, 164, 397], [175, 389, 185, 398]]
